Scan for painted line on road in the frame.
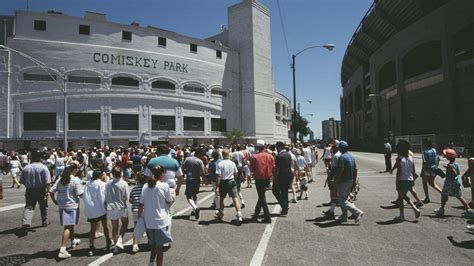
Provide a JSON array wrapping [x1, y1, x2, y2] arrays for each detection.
[[0, 203, 24, 212], [250, 204, 282, 266], [88, 192, 214, 266]]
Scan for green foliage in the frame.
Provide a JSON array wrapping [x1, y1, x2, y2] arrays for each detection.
[[224, 128, 246, 144], [291, 112, 310, 138]]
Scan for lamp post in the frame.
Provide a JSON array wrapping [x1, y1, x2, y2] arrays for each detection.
[[291, 44, 335, 143]]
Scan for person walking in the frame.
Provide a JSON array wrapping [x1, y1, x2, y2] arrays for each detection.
[[49, 162, 84, 259], [334, 141, 364, 223], [181, 149, 205, 220], [9, 154, 22, 188], [322, 141, 341, 219], [250, 141, 274, 223], [420, 139, 442, 204], [390, 140, 421, 221], [383, 138, 392, 173], [19, 151, 52, 231], [273, 142, 293, 216]]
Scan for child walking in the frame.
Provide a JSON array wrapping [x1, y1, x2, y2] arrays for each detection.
[[390, 140, 421, 221], [105, 166, 130, 254], [130, 173, 146, 253], [83, 168, 111, 256], [49, 162, 83, 259], [138, 166, 173, 266], [434, 149, 474, 218]]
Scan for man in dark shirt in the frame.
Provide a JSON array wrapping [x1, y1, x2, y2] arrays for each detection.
[[20, 150, 51, 230], [274, 142, 293, 216], [181, 149, 205, 220]]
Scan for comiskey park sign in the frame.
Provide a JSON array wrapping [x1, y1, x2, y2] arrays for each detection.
[[93, 52, 189, 73]]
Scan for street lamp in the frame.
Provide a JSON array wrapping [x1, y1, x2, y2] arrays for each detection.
[[291, 44, 335, 143], [1, 44, 69, 150]]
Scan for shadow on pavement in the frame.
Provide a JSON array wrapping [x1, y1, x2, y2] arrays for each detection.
[[380, 205, 399, 209], [376, 219, 419, 225], [0, 225, 43, 238], [313, 220, 359, 228], [447, 236, 474, 249], [424, 214, 457, 219], [0, 249, 62, 264], [305, 216, 335, 223], [172, 215, 192, 221], [198, 219, 243, 226]]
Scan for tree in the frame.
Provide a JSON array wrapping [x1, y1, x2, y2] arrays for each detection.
[[224, 128, 246, 144], [291, 112, 310, 141]]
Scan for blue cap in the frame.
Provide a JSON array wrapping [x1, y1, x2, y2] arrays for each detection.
[[339, 141, 349, 149]]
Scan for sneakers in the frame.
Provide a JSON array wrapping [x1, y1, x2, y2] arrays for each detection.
[[467, 225, 474, 232], [434, 208, 445, 217], [336, 216, 347, 223], [236, 214, 243, 224], [132, 244, 140, 253], [194, 208, 200, 219], [115, 240, 124, 250], [58, 249, 71, 259], [414, 208, 421, 219], [354, 212, 364, 223], [461, 209, 474, 218], [94, 232, 104, 239], [88, 246, 95, 257], [71, 238, 80, 248], [215, 209, 224, 220], [415, 202, 424, 208], [422, 198, 430, 204], [322, 210, 335, 219]]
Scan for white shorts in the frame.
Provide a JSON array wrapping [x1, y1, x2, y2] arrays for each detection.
[[107, 209, 128, 220]]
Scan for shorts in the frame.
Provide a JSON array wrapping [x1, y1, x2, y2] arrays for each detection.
[[87, 214, 107, 223], [132, 211, 139, 224], [107, 209, 128, 220], [219, 179, 238, 198], [421, 168, 436, 178], [60, 208, 80, 226], [185, 178, 200, 197], [397, 180, 414, 194], [11, 168, 20, 178], [442, 180, 462, 197], [243, 165, 251, 177], [147, 226, 172, 247]]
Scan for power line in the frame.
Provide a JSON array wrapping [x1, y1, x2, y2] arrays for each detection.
[[276, 0, 291, 65]]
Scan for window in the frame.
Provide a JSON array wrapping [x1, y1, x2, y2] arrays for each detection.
[[211, 118, 226, 132], [211, 88, 226, 97], [34, 20, 46, 31], [68, 75, 100, 84], [282, 105, 287, 116], [24, 73, 57, 81], [112, 114, 138, 130], [403, 41, 442, 79], [275, 102, 281, 114], [79, 24, 90, 35], [69, 113, 100, 130], [183, 85, 204, 94], [122, 30, 132, 41], [158, 37, 167, 47], [378, 62, 396, 91], [151, 80, 175, 91], [216, 50, 222, 59], [184, 117, 204, 131], [112, 77, 139, 87], [24, 112, 56, 131], [152, 115, 175, 131], [190, 43, 197, 53]]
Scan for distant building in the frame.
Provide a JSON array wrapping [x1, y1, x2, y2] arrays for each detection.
[[309, 130, 315, 142], [322, 118, 341, 142]]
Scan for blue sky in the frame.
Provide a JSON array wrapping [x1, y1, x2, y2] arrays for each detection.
[[1, 0, 372, 139]]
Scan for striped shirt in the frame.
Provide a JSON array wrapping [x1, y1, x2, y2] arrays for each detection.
[[49, 176, 83, 210], [130, 185, 143, 212]]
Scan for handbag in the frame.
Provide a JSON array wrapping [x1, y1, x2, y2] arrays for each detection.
[[462, 177, 471, 188]]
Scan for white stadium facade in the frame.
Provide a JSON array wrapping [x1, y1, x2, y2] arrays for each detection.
[[0, 0, 291, 150]]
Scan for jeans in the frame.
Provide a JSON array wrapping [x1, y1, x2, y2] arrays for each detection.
[[336, 181, 362, 218], [254, 179, 271, 219], [22, 187, 49, 226], [384, 153, 392, 172]]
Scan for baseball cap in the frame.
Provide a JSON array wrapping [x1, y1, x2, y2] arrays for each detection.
[[256, 140, 265, 148], [442, 148, 457, 159], [339, 141, 349, 149]]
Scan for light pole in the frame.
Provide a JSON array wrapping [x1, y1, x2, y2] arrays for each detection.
[[0, 44, 70, 150], [291, 44, 335, 143]]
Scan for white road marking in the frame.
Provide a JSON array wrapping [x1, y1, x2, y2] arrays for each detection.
[[0, 203, 24, 212], [88, 192, 214, 266], [250, 204, 282, 266]]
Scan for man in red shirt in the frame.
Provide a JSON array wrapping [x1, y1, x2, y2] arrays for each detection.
[[250, 140, 275, 223]]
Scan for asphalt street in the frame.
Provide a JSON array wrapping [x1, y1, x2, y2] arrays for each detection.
[[0, 151, 473, 265]]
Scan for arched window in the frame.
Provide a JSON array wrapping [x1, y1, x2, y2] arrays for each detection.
[[275, 102, 281, 114], [23, 70, 57, 82], [403, 41, 442, 79], [282, 105, 287, 116], [152, 80, 175, 91], [211, 88, 227, 97], [112, 76, 139, 87], [378, 62, 396, 91], [183, 84, 204, 94]]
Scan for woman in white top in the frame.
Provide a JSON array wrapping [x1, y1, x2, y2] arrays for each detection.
[[9, 154, 22, 188], [54, 151, 66, 183], [390, 140, 421, 221]]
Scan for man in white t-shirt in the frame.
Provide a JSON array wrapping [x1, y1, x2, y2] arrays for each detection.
[[302, 144, 313, 182], [216, 149, 243, 224]]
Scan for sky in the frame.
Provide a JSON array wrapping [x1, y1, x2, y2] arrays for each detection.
[[0, 0, 373, 139]]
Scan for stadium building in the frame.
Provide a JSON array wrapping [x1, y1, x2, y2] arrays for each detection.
[[340, 0, 474, 152], [0, 0, 291, 150]]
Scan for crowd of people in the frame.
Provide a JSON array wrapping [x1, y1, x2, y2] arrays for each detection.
[[1, 137, 474, 265]]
